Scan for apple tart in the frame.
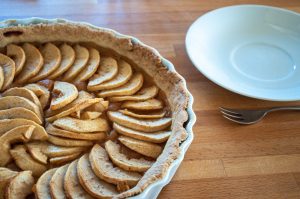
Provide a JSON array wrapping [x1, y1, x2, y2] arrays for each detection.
[[0, 20, 190, 198]]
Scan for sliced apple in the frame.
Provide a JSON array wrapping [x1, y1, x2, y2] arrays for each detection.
[[39, 94, 50, 110], [46, 124, 106, 141], [70, 110, 81, 119], [24, 83, 50, 109], [49, 152, 82, 166], [0, 167, 18, 184], [50, 164, 69, 199], [113, 123, 171, 143], [34, 168, 56, 199], [47, 145, 85, 158], [68, 110, 84, 119], [46, 90, 93, 117], [0, 167, 18, 179], [122, 98, 163, 111], [2, 86, 41, 103], [16, 43, 43, 84], [48, 43, 75, 79], [105, 141, 153, 172], [6, 44, 25, 76], [87, 59, 132, 91], [26, 141, 85, 164], [10, 145, 47, 176], [81, 111, 102, 119], [46, 101, 101, 122], [77, 154, 118, 198], [46, 91, 101, 122], [64, 159, 93, 199], [24, 83, 47, 95], [75, 47, 100, 82], [0, 96, 42, 120], [30, 43, 61, 82], [0, 67, 4, 90], [119, 136, 162, 158], [97, 73, 143, 98], [120, 109, 166, 119], [0, 168, 18, 198], [26, 142, 48, 165], [0, 119, 47, 140], [50, 81, 78, 110], [53, 117, 109, 133], [3, 87, 43, 114], [62, 45, 89, 81], [89, 144, 141, 186], [108, 111, 172, 132], [109, 85, 158, 102], [47, 134, 93, 147], [87, 56, 118, 88], [0, 125, 34, 166], [0, 53, 15, 91], [0, 167, 17, 177], [0, 107, 42, 125], [38, 79, 54, 90], [5, 170, 34, 199], [27, 141, 85, 158], [84, 100, 108, 112]]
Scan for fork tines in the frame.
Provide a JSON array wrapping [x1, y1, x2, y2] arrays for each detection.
[[219, 107, 245, 123]]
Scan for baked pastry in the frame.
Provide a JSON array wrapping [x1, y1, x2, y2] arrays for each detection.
[[0, 19, 190, 198]]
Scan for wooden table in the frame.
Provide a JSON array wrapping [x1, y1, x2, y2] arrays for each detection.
[[1, 0, 300, 198]]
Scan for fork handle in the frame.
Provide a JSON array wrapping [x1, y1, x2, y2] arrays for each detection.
[[267, 106, 300, 113]]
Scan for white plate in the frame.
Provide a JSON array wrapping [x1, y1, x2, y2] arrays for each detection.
[[186, 5, 300, 101]]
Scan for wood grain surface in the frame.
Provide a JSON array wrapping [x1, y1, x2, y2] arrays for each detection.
[[1, 0, 300, 198]]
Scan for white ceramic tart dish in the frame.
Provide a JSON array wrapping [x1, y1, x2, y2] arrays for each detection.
[[0, 18, 196, 199]]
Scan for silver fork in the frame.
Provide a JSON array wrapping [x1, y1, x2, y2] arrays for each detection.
[[220, 106, 300, 124]]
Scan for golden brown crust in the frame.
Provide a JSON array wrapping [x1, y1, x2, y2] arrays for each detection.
[[0, 21, 189, 198]]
